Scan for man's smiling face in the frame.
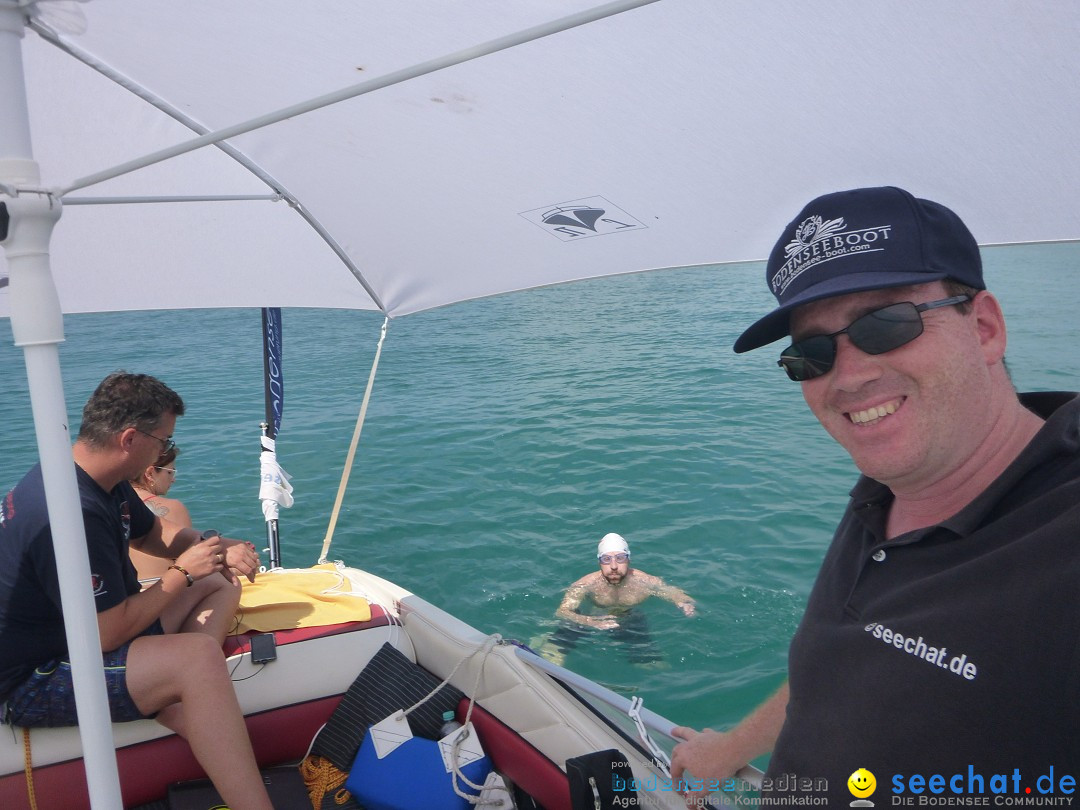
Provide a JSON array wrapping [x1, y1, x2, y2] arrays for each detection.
[[791, 282, 999, 492]]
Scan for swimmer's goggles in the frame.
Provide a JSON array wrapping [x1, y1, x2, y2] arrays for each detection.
[[598, 553, 629, 565]]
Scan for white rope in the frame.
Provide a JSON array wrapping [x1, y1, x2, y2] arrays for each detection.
[[629, 696, 672, 778], [402, 634, 498, 717], [318, 317, 389, 564], [402, 635, 511, 806]]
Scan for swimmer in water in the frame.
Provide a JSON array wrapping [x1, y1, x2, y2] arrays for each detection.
[[538, 533, 695, 667], [556, 533, 696, 629]]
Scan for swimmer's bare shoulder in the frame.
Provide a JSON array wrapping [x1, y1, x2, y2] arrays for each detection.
[[574, 571, 607, 595]]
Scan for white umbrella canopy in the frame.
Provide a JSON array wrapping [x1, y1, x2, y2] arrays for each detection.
[[2, 0, 1078, 319], [1, 1, 1079, 807]]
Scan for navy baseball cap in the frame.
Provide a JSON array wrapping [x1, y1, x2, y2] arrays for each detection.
[[733, 186, 984, 353]]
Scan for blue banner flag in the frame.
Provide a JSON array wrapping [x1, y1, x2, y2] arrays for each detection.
[[261, 307, 283, 439]]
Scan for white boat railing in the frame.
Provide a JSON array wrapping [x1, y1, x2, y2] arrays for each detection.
[[513, 646, 764, 790]]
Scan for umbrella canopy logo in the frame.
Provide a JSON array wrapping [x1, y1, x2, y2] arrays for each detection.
[[521, 196, 646, 241]]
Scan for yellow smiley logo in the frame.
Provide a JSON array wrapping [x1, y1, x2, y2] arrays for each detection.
[[848, 768, 877, 798]]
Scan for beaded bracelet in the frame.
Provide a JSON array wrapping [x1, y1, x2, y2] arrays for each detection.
[[167, 563, 194, 587]]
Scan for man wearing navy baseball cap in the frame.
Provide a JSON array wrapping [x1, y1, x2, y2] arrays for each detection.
[[671, 187, 1080, 804]]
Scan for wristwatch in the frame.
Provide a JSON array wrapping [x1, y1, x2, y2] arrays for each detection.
[[199, 529, 221, 542]]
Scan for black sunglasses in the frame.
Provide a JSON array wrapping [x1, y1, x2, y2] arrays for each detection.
[[134, 427, 177, 455], [778, 294, 970, 382]]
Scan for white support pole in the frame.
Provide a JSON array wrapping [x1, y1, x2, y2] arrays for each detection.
[[0, 3, 124, 807]]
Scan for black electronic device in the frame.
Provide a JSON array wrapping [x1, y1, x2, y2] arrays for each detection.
[[249, 632, 277, 664]]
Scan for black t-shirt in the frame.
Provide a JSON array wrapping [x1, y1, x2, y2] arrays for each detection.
[[765, 392, 1080, 803], [0, 464, 155, 700]]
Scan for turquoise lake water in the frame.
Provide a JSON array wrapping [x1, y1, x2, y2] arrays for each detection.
[[1, 242, 1077, 756]]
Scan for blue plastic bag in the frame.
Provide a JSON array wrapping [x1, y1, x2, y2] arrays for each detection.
[[346, 724, 492, 810]]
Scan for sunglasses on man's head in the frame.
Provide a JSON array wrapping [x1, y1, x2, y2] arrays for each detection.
[[778, 295, 970, 382], [134, 427, 177, 455]]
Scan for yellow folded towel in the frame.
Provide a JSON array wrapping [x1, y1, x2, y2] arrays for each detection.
[[235, 564, 372, 633]]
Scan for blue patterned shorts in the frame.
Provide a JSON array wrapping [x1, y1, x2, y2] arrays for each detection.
[[2, 620, 163, 727]]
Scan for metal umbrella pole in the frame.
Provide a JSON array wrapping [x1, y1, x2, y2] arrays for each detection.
[[0, 4, 122, 807]]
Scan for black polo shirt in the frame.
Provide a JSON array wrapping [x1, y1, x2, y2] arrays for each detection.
[[765, 392, 1080, 803], [0, 464, 154, 701]]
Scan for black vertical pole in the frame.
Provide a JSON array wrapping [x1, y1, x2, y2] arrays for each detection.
[[261, 307, 284, 568]]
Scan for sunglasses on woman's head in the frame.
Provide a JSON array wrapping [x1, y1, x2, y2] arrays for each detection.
[[778, 295, 970, 382]]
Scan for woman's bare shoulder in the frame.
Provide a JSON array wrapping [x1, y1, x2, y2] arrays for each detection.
[[145, 495, 193, 528]]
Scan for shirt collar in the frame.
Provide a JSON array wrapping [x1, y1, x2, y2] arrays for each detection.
[[848, 391, 1080, 538]]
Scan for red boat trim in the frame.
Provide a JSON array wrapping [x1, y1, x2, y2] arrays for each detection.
[[221, 602, 394, 657], [461, 698, 571, 810]]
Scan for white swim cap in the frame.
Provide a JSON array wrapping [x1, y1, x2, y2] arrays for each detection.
[[597, 532, 630, 559]]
